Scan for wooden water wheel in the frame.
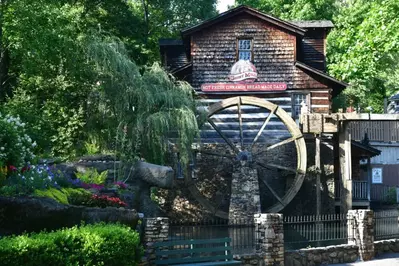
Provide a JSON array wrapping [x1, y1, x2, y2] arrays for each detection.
[[186, 96, 307, 219]]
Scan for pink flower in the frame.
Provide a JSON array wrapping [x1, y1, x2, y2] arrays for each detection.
[[8, 165, 17, 172]]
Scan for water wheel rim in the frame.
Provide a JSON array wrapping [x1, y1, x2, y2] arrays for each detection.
[[186, 96, 307, 218]]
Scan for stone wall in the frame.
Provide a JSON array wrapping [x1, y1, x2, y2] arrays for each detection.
[[233, 254, 268, 266], [254, 213, 284, 266], [285, 245, 359, 266], [347, 210, 375, 261], [142, 217, 169, 265], [374, 239, 399, 257]]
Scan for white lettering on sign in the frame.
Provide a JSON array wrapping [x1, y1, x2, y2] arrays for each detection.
[[201, 83, 287, 92]]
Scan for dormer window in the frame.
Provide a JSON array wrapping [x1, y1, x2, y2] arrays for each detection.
[[237, 39, 253, 61]]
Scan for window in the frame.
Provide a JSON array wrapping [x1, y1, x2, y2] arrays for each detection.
[[292, 93, 309, 118], [237, 39, 252, 61]]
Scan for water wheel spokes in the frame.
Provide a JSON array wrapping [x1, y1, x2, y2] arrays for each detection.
[[187, 96, 307, 218]]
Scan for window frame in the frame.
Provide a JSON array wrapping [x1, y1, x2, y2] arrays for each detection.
[[236, 38, 254, 61], [291, 92, 310, 119]]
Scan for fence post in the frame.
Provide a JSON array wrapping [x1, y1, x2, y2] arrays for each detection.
[[254, 213, 284, 266], [347, 210, 374, 261], [143, 217, 169, 266]]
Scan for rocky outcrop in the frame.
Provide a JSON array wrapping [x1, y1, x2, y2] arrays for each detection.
[[53, 155, 175, 218], [0, 196, 139, 236]]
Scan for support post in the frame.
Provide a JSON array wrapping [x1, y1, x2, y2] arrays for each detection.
[[347, 210, 375, 261], [315, 135, 323, 245], [316, 135, 321, 216], [143, 217, 169, 266], [254, 213, 284, 266], [367, 157, 371, 203], [339, 121, 352, 213]]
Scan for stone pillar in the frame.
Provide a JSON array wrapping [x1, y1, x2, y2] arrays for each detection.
[[347, 210, 374, 261], [254, 213, 284, 266], [229, 165, 261, 221], [143, 217, 169, 265]]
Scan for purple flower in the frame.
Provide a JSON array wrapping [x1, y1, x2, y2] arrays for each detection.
[[114, 181, 127, 189]]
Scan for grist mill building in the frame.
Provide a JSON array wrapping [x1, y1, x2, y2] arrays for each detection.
[[159, 5, 380, 218]]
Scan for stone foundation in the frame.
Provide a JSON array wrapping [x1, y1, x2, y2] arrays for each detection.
[[254, 213, 284, 266], [234, 254, 268, 266], [143, 217, 169, 265], [229, 165, 261, 221], [374, 239, 399, 256], [347, 210, 375, 261], [285, 245, 359, 266]]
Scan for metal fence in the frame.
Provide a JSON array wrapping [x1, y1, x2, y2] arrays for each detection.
[[168, 218, 255, 254], [374, 210, 399, 240], [284, 214, 348, 250]]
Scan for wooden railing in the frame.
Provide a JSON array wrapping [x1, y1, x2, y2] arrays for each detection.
[[348, 121, 399, 142], [352, 181, 368, 200], [334, 181, 399, 203], [371, 184, 398, 203], [334, 180, 369, 201]]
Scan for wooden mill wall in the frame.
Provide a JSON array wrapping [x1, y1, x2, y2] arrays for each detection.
[[190, 13, 331, 114]]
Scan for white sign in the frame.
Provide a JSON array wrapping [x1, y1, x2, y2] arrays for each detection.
[[228, 60, 258, 83], [372, 168, 383, 184]]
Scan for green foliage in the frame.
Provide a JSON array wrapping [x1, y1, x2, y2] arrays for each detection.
[[0, 113, 36, 167], [84, 137, 101, 155], [384, 187, 398, 205], [33, 187, 70, 204], [327, 0, 399, 111], [32, 187, 90, 205], [67, 189, 93, 206], [5, 164, 64, 195], [75, 169, 108, 185], [86, 35, 200, 165], [236, 0, 337, 20], [0, 223, 143, 266], [0, 185, 18, 197]]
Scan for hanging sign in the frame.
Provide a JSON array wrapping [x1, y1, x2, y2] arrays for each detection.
[[201, 60, 287, 92], [228, 60, 258, 82]]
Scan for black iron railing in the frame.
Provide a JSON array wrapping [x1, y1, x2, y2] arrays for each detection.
[[374, 210, 399, 240], [284, 214, 348, 250], [168, 218, 255, 255]]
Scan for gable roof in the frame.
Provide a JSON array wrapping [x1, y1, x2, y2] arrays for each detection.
[[181, 5, 306, 37], [295, 61, 349, 97]]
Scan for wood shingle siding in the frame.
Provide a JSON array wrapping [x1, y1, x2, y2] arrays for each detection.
[[190, 14, 328, 91]]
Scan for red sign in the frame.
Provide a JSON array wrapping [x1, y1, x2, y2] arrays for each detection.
[[201, 83, 287, 92]]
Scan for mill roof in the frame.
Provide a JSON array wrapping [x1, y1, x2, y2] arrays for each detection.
[[181, 5, 306, 37]]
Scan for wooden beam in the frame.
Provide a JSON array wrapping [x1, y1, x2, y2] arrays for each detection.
[[339, 121, 352, 213], [316, 136, 321, 217]]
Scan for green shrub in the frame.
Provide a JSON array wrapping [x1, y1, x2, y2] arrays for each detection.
[[0, 185, 18, 196], [75, 168, 108, 185], [384, 187, 398, 205], [0, 113, 36, 167], [33, 188, 92, 205], [0, 223, 143, 266]]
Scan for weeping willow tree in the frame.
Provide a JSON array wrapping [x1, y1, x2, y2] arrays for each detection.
[[86, 34, 199, 165]]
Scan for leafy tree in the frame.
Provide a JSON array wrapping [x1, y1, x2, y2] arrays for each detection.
[[86, 35, 199, 164], [327, 0, 399, 112], [236, 0, 337, 20]]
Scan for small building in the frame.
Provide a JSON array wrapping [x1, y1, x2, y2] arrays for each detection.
[[159, 6, 394, 218]]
